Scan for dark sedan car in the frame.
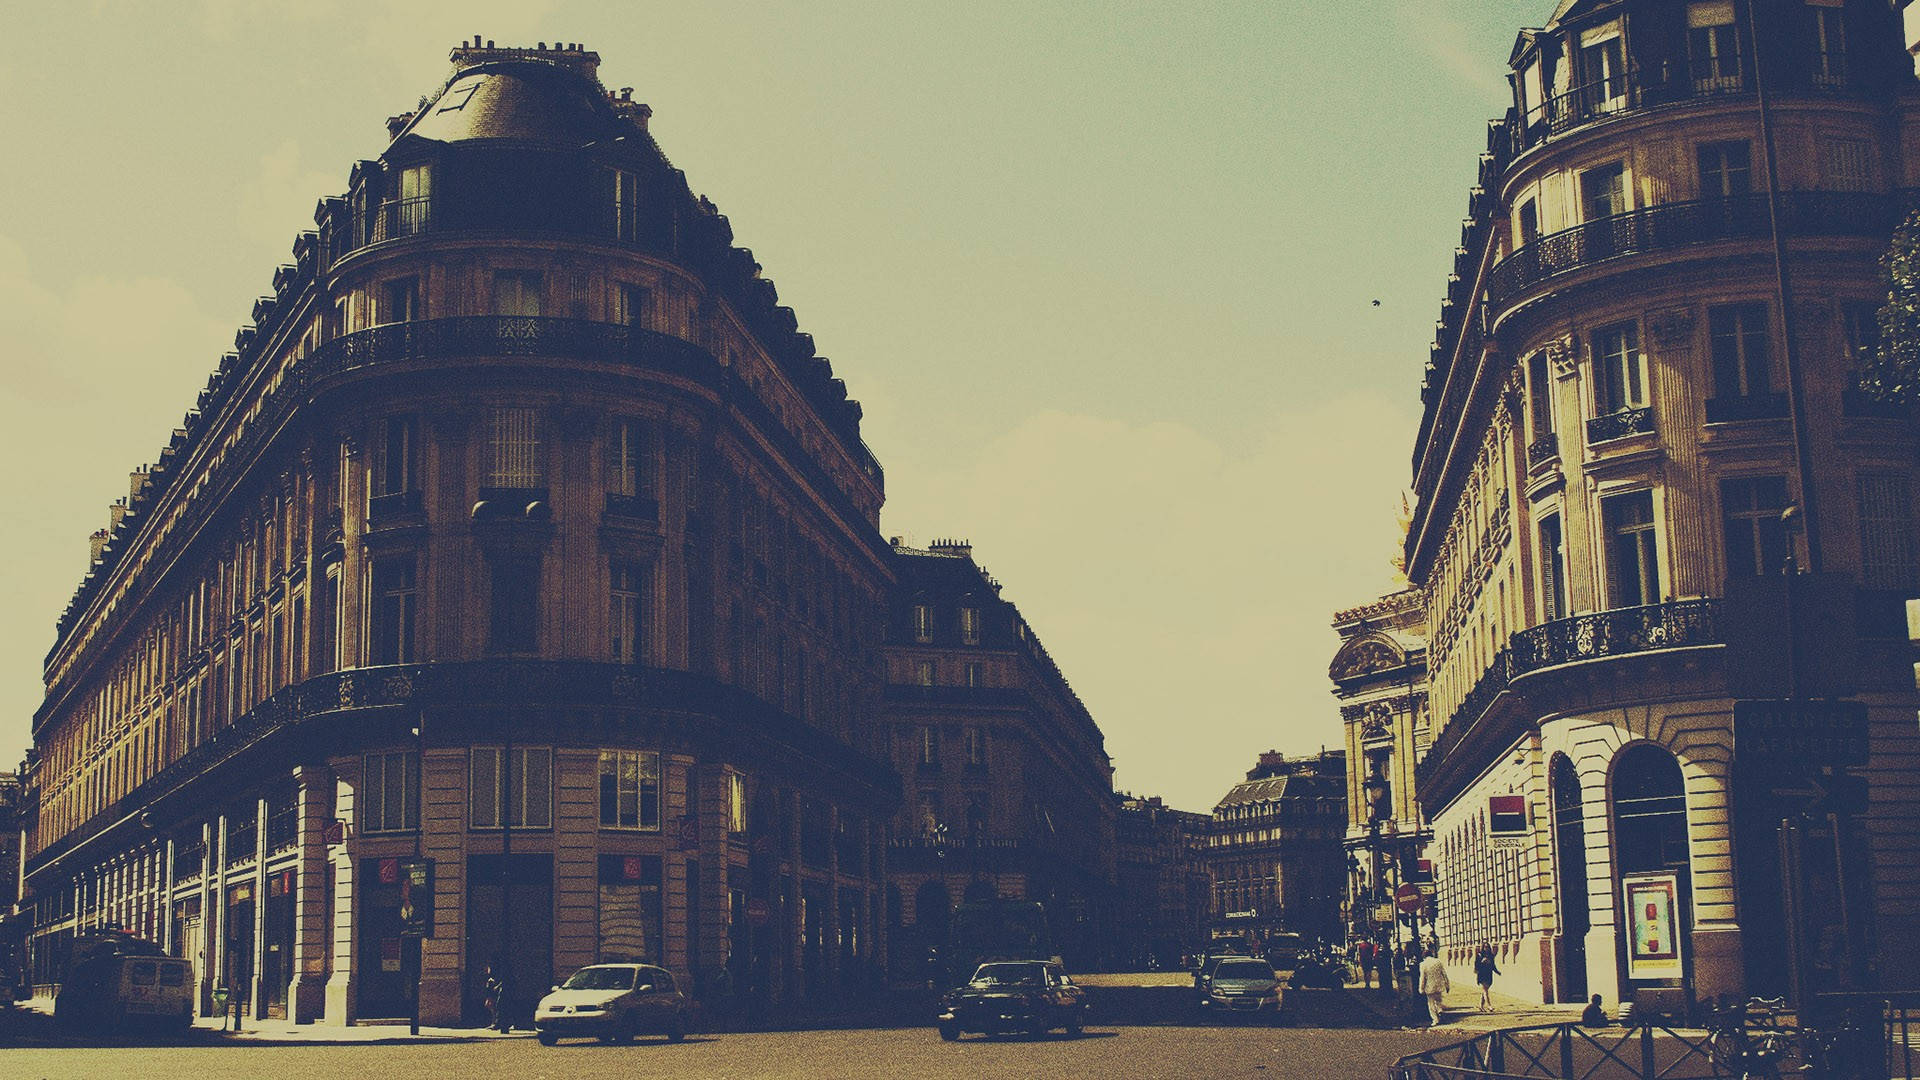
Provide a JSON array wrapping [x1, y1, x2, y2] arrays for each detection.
[[937, 961, 1088, 1040]]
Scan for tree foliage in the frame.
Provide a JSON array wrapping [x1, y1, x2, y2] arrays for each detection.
[[1865, 208, 1920, 404]]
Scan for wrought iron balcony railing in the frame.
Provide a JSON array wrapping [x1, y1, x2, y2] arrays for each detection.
[[1487, 192, 1901, 308], [1526, 433, 1559, 468], [1586, 405, 1654, 444], [1507, 599, 1720, 677]]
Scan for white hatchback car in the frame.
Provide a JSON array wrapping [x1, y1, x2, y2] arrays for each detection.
[[534, 963, 690, 1045]]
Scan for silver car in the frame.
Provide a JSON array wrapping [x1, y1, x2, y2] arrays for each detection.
[[534, 963, 690, 1045], [1200, 957, 1283, 1015]]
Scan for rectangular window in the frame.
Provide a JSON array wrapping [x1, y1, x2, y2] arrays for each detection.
[[1813, 6, 1848, 88], [362, 750, 419, 833], [1721, 475, 1790, 578], [491, 270, 543, 317], [598, 750, 662, 829], [1823, 138, 1873, 192], [964, 726, 987, 769], [727, 772, 748, 837], [1593, 321, 1645, 414], [1579, 31, 1626, 108], [608, 417, 652, 497], [611, 561, 645, 664], [470, 746, 553, 829], [911, 604, 933, 643], [369, 558, 417, 665], [1858, 472, 1919, 591], [1842, 301, 1882, 373], [379, 414, 419, 496], [612, 169, 641, 242], [965, 662, 984, 688], [1516, 199, 1539, 249], [1527, 351, 1554, 440], [1603, 490, 1662, 608], [489, 556, 539, 654], [918, 726, 939, 769], [1582, 163, 1627, 221], [915, 659, 935, 687], [486, 406, 545, 487], [1696, 141, 1751, 199], [1709, 303, 1771, 399], [379, 277, 420, 325], [614, 282, 649, 328], [1539, 514, 1567, 622], [1687, 2, 1741, 92], [959, 607, 980, 645], [394, 164, 431, 236]]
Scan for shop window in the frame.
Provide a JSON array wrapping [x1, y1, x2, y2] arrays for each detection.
[[597, 854, 662, 963]]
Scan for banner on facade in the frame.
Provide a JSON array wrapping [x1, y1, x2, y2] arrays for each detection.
[[1623, 872, 1684, 981], [1489, 794, 1529, 849]]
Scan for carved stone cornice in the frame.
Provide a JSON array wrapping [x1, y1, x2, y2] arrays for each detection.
[[1544, 335, 1576, 379]]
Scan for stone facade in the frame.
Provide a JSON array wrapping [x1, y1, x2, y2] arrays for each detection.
[[1205, 750, 1347, 947]]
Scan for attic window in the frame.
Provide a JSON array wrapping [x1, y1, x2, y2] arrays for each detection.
[[439, 81, 481, 113]]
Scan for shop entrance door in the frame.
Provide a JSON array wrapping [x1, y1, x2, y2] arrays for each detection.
[[465, 854, 553, 1026]]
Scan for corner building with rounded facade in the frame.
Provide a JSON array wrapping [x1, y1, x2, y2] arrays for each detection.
[[20, 42, 901, 1026], [1407, 2, 1920, 1012]]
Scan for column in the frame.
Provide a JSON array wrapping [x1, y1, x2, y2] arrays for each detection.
[[288, 764, 331, 1023], [323, 756, 358, 1024], [249, 795, 268, 1018]]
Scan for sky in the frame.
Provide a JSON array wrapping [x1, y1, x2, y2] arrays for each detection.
[[0, 0, 1546, 813]]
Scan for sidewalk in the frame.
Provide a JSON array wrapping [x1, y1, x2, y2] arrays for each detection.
[[1343, 975, 1585, 1033], [17, 995, 528, 1044]]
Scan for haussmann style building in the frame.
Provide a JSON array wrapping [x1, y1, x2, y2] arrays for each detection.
[[1205, 750, 1348, 947], [19, 41, 912, 1026], [1403, 0, 1920, 1013]]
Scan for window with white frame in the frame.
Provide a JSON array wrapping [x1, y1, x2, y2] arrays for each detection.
[[1687, 2, 1741, 92], [598, 750, 661, 829], [1593, 322, 1646, 414], [959, 607, 980, 645], [1581, 163, 1627, 221], [915, 659, 935, 687], [1812, 3, 1848, 88], [1721, 476, 1790, 578], [1579, 26, 1626, 106], [1602, 490, 1662, 608], [1527, 351, 1554, 443], [1708, 303, 1771, 399], [608, 417, 652, 497], [727, 771, 748, 837], [369, 557, 417, 665], [362, 750, 419, 833], [611, 561, 645, 664], [470, 746, 552, 829], [378, 414, 419, 496], [394, 164, 431, 236], [1538, 514, 1567, 622], [1696, 140, 1751, 198], [612, 169, 641, 242], [379, 276, 420, 325], [487, 406, 544, 487], [491, 270, 543, 317], [911, 603, 932, 643]]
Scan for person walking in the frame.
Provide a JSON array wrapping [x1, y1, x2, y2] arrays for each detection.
[[1355, 938, 1375, 989], [1417, 951, 1451, 1028], [483, 962, 511, 1033], [1473, 943, 1500, 1012], [1375, 940, 1396, 998]]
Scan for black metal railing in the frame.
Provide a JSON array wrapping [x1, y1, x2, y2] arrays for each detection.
[[368, 489, 424, 521], [1487, 192, 1900, 307], [1389, 1020, 1722, 1080], [371, 197, 432, 242], [1587, 405, 1655, 444], [605, 492, 660, 521], [1509, 600, 1721, 678], [309, 315, 714, 381], [1518, 60, 1749, 151], [1527, 433, 1559, 468], [1704, 392, 1788, 423]]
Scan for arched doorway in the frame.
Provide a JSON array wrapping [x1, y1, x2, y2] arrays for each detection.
[[1551, 754, 1589, 1003], [1611, 744, 1691, 1005]]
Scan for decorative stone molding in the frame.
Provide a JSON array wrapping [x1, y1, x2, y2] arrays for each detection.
[[1647, 307, 1695, 349], [1545, 335, 1576, 379]]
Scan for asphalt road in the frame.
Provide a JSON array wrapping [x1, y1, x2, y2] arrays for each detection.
[[0, 1022, 1460, 1080]]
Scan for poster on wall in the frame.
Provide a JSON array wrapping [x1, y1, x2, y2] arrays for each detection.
[[1623, 872, 1684, 981]]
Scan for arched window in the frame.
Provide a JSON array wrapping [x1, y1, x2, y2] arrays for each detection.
[[1612, 744, 1688, 876]]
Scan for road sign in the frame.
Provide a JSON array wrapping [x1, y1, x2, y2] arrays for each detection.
[[1395, 883, 1422, 914], [1372, 903, 1396, 924], [1735, 699, 1869, 766]]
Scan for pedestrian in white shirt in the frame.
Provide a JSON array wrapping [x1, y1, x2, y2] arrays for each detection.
[[1417, 952, 1450, 1028]]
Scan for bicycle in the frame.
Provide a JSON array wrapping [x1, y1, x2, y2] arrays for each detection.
[[1707, 996, 1796, 1080]]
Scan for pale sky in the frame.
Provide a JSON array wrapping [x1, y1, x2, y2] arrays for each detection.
[[0, 1, 1541, 813]]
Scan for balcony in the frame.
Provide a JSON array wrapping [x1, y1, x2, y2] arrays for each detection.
[[1487, 192, 1902, 310], [368, 489, 424, 523], [1704, 392, 1788, 423], [605, 491, 659, 521], [1526, 433, 1559, 468], [1586, 405, 1654, 444], [1508, 599, 1720, 676]]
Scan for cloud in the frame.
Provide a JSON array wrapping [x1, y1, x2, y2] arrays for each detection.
[[881, 396, 1415, 810], [235, 139, 345, 268]]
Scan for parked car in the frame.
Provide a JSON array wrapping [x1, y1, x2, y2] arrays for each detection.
[[937, 960, 1088, 1040], [533, 963, 690, 1045], [1199, 957, 1283, 1017], [1263, 933, 1306, 970], [54, 931, 195, 1036]]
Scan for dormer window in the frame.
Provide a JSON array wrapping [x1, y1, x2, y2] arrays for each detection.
[[1687, 2, 1741, 93], [911, 603, 932, 643], [613, 169, 640, 241], [392, 164, 431, 237]]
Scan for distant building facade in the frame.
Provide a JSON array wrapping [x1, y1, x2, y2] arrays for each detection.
[[1205, 750, 1347, 946], [1113, 793, 1211, 969], [1329, 588, 1431, 947], [1403, 0, 1920, 1011], [878, 541, 1116, 974], [20, 42, 902, 1025]]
